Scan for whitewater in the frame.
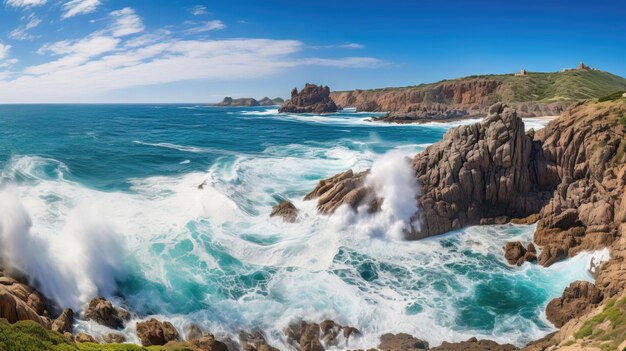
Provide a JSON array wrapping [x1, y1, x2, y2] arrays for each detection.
[[0, 104, 600, 348]]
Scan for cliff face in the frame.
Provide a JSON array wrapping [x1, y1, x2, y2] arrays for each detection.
[[331, 70, 626, 122]]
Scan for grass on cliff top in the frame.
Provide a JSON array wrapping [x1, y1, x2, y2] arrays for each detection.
[[598, 90, 626, 102], [333, 70, 626, 103], [574, 296, 626, 351], [0, 319, 195, 351]]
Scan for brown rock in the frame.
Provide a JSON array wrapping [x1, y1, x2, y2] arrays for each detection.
[[51, 308, 73, 334], [192, 334, 230, 351], [103, 333, 126, 344], [378, 333, 429, 350], [0, 272, 51, 329], [239, 329, 280, 351], [83, 297, 130, 329], [75, 332, 97, 344], [431, 337, 517, 351], [504, 242, 527, 265], [270, 201, 299, 223], [279, 84, 338, 114], [185, 323, 204, 341], [545, 281, 604, 327], [136, 318, 180, 346]]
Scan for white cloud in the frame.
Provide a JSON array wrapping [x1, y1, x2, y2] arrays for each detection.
[[190, 5, 208, 16], [0, 43, 11, 60], [4, 0, 46, 8], [185, 20, 226, 34], [302, 57, 383, 68], [108, 7, 144, 37], [61, 0, 101, 19], [338, 43, 364, 49], [9, 15, 41, 40]]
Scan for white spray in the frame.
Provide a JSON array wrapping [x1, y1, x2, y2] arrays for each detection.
[[333, 151, 420, 240], [0, 188, 125, 311]]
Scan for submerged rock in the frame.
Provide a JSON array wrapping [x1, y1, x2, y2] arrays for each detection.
[[83, 297, 130, 329], [270, 201, 299, 223], [279, 84, 338, 114], [136, 318, 180, 346]]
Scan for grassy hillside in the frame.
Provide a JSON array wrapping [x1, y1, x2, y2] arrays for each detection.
[[334, 69, 626, 104], [0, 320, 195, 351]]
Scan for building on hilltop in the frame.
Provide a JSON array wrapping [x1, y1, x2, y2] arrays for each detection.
[[514, 69, 527, 76], [561, 62, 599, 72]]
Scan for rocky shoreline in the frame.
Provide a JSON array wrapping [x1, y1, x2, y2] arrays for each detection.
[[2, 99, 626, 350]]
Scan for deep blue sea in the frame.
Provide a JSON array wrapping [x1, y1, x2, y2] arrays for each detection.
[[0, 105, 600, 347]]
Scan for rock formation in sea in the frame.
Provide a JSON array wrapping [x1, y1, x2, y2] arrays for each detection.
[[212, 97, 261, 107], [278, 84, 338, 114], [270, 200, 299, 223]]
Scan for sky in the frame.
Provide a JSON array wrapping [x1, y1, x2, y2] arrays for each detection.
[[0, 0, 625, 103]]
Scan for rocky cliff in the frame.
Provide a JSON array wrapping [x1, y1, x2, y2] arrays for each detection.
[[331, 70, 626, 122], [279, 84, 338, 114]]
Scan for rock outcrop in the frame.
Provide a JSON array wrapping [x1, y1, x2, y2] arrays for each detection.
[[284, 320, 360, 351], [279, 84, 338, 114], [503, 242, 537, 265], [378, 332, 429, 350], [83, 297, 130, 329], [136, 318, 180, 346], [51, 308, 73, 334], [239, 329, 280, 351], [305, 103, 556, 239], [213, 97, 261, 107], [0, 270, 51, 329], [545, 281, 604, 328], [431, 337, 517, 351], [270, 201, 299, 223]]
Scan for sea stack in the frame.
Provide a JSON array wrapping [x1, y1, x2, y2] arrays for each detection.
[[278, 84, 338, 114]]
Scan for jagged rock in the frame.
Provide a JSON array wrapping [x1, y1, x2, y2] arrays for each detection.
[[239, 329, 280, 351], [285, 320, 360, 351], [306, 103, 555, 239], [0, 271, 51, 329], [192, 334, 230, 351], [431, 337, 517, 351], [75, 332, 97, 343], [103, 333, 126, 343], [213, 97, 260, 107], [279, 84, 338, 114], [270, 201, 299, 223], [136, 318, 180, 346], [378, 332, 429, 350], [51, 308, 73, 334], [503, 242, 537, 265], [545, 281, 604, 327], [83, 297, 130, 329], [185, 323, 204, 341]]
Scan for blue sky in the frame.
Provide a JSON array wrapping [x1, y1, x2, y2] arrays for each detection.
[[0, 0, 624, 103]]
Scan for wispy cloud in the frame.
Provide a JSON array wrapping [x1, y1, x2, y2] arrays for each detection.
[[0, 43, 11, 60], [310, 42, 365, 50], [108, 7, 145, 37], [4, 0, 46, 8], [189, 5, 209, 16], [185, 20, 226, 34], [9, 14, 41, 40], [0, 6, 382, 102], [61, 0, 101, 19]]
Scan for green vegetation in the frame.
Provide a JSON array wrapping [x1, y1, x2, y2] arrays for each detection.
[[333, 69, 626, 103], [0, 319, 195, 351], [573, 296, 626, 351], [598, 90, 626, 102]]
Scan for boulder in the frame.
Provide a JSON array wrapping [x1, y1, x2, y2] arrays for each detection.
[[431, 337, 517, 351], [75, 332, 97, 343], [103, 333, 126, 344], [239, 329, 280, 351], [0, 271, 51, 329], [279, 84, 338, 114], [504, 242, 526, 265], [545, 281, 604, 327], [270, 201, 299, 223], [192, 334, 230, 351], [136, 318, 180, 346], [51, 308, 73, 334], [83, 297, 130, 329], [378, 333, 429, 350]]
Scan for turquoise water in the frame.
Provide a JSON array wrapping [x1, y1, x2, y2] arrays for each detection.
[[0, 105, 598, 347]]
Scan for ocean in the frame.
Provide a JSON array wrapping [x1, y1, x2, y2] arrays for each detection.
[[0, 104, 602, 348]]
